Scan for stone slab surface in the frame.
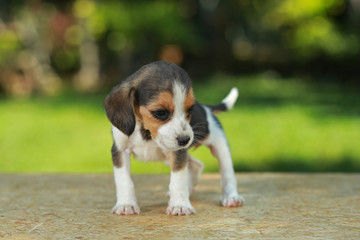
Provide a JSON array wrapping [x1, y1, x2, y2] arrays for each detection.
[[1, 173, 359, 239]]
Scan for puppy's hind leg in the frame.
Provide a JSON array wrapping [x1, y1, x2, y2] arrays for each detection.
[[208, 139, 245, 207], [208, 136, 245, 207], [205, 111, 245, 207]]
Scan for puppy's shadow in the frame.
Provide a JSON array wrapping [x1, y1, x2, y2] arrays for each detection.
[[191, 190, 220, 204], [140, 202, 168, 214]]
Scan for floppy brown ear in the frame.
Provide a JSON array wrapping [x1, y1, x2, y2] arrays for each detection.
[[105, 83, 137, 136]]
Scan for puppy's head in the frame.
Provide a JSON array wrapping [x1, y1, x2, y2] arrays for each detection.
[[105, 61, 195, 151]]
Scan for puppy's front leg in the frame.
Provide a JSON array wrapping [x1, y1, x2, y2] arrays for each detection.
[[111, 145, 140, 215], [166, 150, 195, 216]]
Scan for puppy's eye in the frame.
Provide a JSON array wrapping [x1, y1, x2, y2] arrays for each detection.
[[151, 109, 170, 121], [188, 106, 194, 115], [187, 105, 195, 118]]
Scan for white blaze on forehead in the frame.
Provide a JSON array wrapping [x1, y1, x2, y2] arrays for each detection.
[[155, 81, 193, 151], [172, 82, 187, 118]]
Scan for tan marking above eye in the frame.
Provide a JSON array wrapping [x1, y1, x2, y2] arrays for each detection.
[[139, 106, 162, 138], [184, 88, 195, 109], [147, 91, 174, 112], [146, 91, 174, 122], [184, 88, 195, 120], [139, 91, 175, 138]]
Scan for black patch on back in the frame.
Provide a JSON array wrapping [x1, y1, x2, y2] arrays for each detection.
[[207, 103, 227, 113], [190, 102, 210, 144], [211, 114, 223, 130], [140, 125, 152, 141]]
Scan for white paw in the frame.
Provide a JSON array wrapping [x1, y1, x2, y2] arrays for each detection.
[[221, 194, 245, 207], [166, 204, 196, 216], [112, 203, 140, 215]]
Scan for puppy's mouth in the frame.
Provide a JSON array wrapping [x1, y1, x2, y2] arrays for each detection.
[[156, 138, 192, 152]]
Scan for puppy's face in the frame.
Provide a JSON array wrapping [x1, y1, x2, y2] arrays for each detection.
[[105, 61, 196, 151], [138, 82, 195, 151]]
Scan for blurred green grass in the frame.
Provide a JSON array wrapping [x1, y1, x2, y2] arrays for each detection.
[[1, 75, 360, 173]]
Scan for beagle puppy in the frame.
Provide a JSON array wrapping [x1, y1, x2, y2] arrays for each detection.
[[105, 61, 244, 216]]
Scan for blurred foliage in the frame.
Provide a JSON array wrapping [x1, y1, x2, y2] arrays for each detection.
[[1, 76, 359, 173], [266, 0, 359, 58], [0, 0, 359, 97], [0, 29, 19, 63]]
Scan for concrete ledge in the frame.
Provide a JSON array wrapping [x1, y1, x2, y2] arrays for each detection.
[[1, 173, 359, 239]]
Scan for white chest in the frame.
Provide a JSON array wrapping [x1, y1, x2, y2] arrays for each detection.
[[129, 130, 166, 162]]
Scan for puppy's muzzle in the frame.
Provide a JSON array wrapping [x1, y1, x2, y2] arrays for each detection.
[[177, 136, 190, 147]]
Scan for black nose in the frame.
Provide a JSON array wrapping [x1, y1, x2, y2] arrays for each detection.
[[177, 136, 190, 146]]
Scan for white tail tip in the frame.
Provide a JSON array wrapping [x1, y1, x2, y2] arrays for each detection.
[[222, 87, 239, 110]]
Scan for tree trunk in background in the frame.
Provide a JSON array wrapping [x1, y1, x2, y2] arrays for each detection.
[[1, 5, 62, 97]]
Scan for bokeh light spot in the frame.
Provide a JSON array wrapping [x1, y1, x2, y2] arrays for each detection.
[[73, 0, 95, 19], [159, 44, 184, 65], [64, 25, 83, 46]]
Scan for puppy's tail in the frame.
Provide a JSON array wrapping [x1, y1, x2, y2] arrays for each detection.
[[207, 87, 239, 114]]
